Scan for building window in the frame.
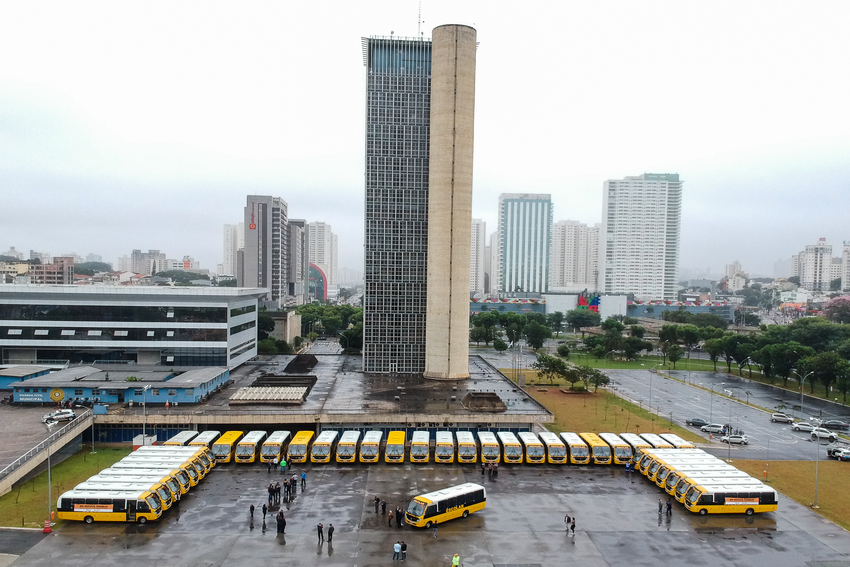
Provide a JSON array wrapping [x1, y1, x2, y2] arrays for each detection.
[[91, 389, 100, 395], [147, 331, 155, 337], [168, 390, 177, 396], [74, 389, 83, 396], [88, 330, 102, 336], [34, 329, 49, 336], [166, 331, 175, 337], [134, 389, 143, 396], [166, 356, 174, 362], [61, 330, 75, 336], [23, 388, 30, 393], [7, 329, 22, 335], [167, 310, 175, 318], [114, 330, 128, 337], [185, 389, 193, 395], [108, 390, 117, 396], [152, 389, 160, 396]]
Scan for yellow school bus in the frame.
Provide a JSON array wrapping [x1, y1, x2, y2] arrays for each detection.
[[559, 432, 590, 465], [134, 446, 214, 473], [56, 489, 163, 524], [76, 480, 173, 511], [235, 431, 268, 463], [518, 432, 545, 464], [385, 430, 406, 463], [409, 431, 431, 463], [94, 470, 184, 499], [287, 431, 315, 464], [434, 431, 455, 464], [117, 455, 205, 485], [336, 430, 361, 463], [456, 431, 477, 464], [360, 430, 383, 463], [684, 482, 778, 515], [311, 431, 339, 463], [260, 431, 291, 463], [163, 431, 199, 446], [659, 433, 696, 449], [404, 483, 486, 528], [478, 432, 500, 464], [598, 432, 632, 465], [189, 430, 221, 448], [538, 431, 566, 464], [578, 432, 612, 465], [212, 431, 244, 463], [497, 432, 522, 464], [100, 466, 191, 495]]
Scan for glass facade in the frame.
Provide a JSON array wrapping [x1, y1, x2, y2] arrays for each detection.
[[0, 304, 226, 323], [363, 36, 431, 375], [1, 327, 227, 341]]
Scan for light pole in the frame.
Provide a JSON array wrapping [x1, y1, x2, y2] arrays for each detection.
[[791, 370, 815, 421], [813, 436, 821, 509], [141, 385, 151, 446], [710, 382, 723, 426], [726, 387, 733, 462]]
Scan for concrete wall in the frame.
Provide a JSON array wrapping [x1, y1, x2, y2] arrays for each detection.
[[424, 24, 477, 380]]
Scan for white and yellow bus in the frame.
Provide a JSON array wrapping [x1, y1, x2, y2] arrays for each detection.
[[117, 455, 205, 484], [57, 489, 163, 524], [404, 483, 486, 528], [659, 433, 696, 449], [497, 432, 523, 464], [559, 432, 590, 465], [456, 431, 477, 464], [212, 431, 244, 463], [235, 431, 268, 464], [668, 471, 758, 499], [260, 431, 291, 463], [578, 432, 612, 465], [639, 433, 674, 449], [93, 470, 183, 499], [336, 430, 361, 463], [518, 432, 545, 464], [163, 431, 199, 446], [134, 446, 214, 473], [435, 431, 455, 464], [287, 431, 315, 464], [598, 433, 632, 465], [654, 460, 729, 488], [478, 432, 500, 464], [76, 480, 173, 510], [360, 431, 383, 463], [385, 431, 406, 463], [618, 433, 652, 462], [538, 431, 567, 464], [99, 466, 191, 495], [189, 430, 221, 448], [311, 431, 339, 463], [684, 483, 778, 515], [410, 431, 431, 463]]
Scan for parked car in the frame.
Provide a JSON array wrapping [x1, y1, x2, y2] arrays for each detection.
[[821, 420, 850, 431], [811, 428, 838, 442], [686, 417, 709, 427], [792, 422, 814, 432], [41, 409, 76, 423], [770, 413, 794, 423], [700, 423, 724, 434], [721, 434, 749, 445], [826, 447, 850, 460]]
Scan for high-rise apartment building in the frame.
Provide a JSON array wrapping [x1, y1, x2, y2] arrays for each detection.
[[495, 194, 552, 294], [470, 219, 486, 294], [222, 223, 244, 276], [307, 222, 338, 286], [488, 231, 499, 295], [362, 34, 432, 375], [239, 195, 289, 306], [29, 256, 75, 285], [599, 173, 682, 300], [842, 243, 850, 292], [289, 219, 310, 305], [549, 220, 599, 291], [791, 238, 833, 292], [128, 249, 167, 275]]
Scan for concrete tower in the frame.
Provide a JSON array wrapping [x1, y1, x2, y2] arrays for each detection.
[[424, 24, 477, 380]]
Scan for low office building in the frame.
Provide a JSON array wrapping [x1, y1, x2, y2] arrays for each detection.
[[0, 365, 51, 389], [0, 285, 267, 368]]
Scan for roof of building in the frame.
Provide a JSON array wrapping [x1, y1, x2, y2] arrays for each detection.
[[0, 365, 52, 378], [0, 285, 268, 300], [7, 366, 227, 389]]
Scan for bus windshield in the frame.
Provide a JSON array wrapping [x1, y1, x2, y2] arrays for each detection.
[[197, 454, 211, 466], [337, 445, 355, 456], [407, 499, 427, 517], [186, 468, 198, 480], [614, 447, 631, 459], [156, 487, 170, 501], [436, 445, 453, 456], [411, 445, 428, 456], [482, 445, 499, 456], [145, 496, 160, 511], [593, 446, 611, 457], [571, 446, 589, 457], [313, 445, 330, 456], [504, 446, 522, 457], [361, 445, 378, 457], [686, 488, 701, 504], [458, 445, 476, 456], [527, 446, 545, 457], [235, 445, 254, 456], [261, 444, 280, 457], [175, 471, 189, 485], [212, 445, 231, 456], [648, 461, 661, 474], [386, 445, 403, 457], [549, 446, 566, 457], [165, 479, 179, 493], [289, 444, 307, 456]]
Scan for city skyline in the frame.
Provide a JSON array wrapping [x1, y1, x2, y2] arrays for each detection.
[[1, 2, 849, 277]]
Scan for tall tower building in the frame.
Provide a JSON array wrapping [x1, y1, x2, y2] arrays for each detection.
[[239, 195, 289, 306], [488, 231, 499, 295], [222, 223, 244, 276], [599, 173, 683, 300], [549, 220, 599, 291], [289, 219, 310, 305], [470, 219, 486, 294], [424, 24, 477, 380], [308, 222, 338, 285], [496, 194, 552, 294], [362, 34, 432, 375], [792, 238, 833, 292]]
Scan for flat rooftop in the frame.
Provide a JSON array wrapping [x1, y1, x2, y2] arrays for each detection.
[[8, 367, 228, 388], [0, 365, 51, 378]]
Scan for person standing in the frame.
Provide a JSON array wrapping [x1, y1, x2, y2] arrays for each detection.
[[262, 503, 267, 519], [279, 513, 286, 534], [317, 522, 324, 543], [374, 496, 380, 514], [658, 498, 663, 514], [281, 457, 287, 473], [393, 541, 401, 560], [275, 511, 283, 533], [433, 525, 438, 539], [481, 462, 485, 476], [249, 503, 255, 518], [666, 499, 673, 516], [570, 518, 576, 537], [301, 470, 307, 490], [400, 541, 407, 561], [388, 510, 393, 527], [327, 523, 334, 542], [381, 500, 387, 515], [396, 507, 403, 528], [564, 514, 571, 531], [452, 553, 460, 567]]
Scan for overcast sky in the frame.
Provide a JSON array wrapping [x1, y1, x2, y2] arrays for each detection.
[[2, 1, 849, 279]]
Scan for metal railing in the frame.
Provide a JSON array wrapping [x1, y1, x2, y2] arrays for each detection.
[[0, 409, 92, 483]]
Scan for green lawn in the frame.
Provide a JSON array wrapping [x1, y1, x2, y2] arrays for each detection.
[[0, 446, 131, 528]]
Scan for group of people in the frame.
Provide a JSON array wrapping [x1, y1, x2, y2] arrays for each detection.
[[391, 541, 407, 561], [481, 462, 499, 478], [374, 496, 406, 528], [564, 514, 577, 536], [316, 522, 334, 543], [267, 456, 288, 473], [267, 475, 300, 504], [658, 498, 673, 516]]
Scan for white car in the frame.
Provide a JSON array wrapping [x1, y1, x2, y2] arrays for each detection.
[[770, 413, 794, 423], [721, 434, 749, 445], [811, 428, 837, 442], [792, 422, 814, 432], [41, 409, 76, 423], [700, 423, 724, 434]]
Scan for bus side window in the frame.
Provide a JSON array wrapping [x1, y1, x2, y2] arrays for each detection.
[[58, 498, 72, 512], [113, 499, 126, 512], [471, 489, 484, 504], [425, 505, 437, 518], [438, 499, 448, 513], [698, 495, 713, 505], [137, 501, 150, 513]]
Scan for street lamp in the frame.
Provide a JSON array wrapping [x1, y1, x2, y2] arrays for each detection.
[[726, 387, 734, 462], [791, 369, 815, 421], [141, 385, 151, 446], [710, 382, 723, 426]]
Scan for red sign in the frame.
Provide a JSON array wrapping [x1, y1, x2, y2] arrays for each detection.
[[249, 203, 256, 230]]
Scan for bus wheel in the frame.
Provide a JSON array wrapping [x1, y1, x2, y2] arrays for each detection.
[[462, 510, 469, 518], [425, 521, 432, 529], [745, 508, 754, 516], [699, 509, 707, 516], [138, 517, 147, 524], [84, 516, 94, 524]]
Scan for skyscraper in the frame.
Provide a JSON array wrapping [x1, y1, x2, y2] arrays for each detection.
[[222, 223, 244, 276], [549, 220, 599, 291], [470, 219, 486, 294], [362, 34, 433, 375], [289, 219, 309, 305], [239, 195, 288, 306], [792, 238, 833, 292], [599, 173, 683, 300], [307, 222, 338, 285], [496, 194, 552, 294]]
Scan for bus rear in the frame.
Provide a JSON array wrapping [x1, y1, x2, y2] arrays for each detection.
[[260, 431, 291, 463], [385, 431, 406, 463], [212, 431, 244, 463], [456, 431, 477, 464], [163, 431, 199, 446], [598, 433, 632, 465], [518, 432, 545, 464], [287, 431, 315, 464], [579, 432, 612, 465], [311, 431, 338, 463], [435, 431, 455, 463], [410, 431, 431, 463], [560, 432, 590, 464], [478, 432, 500, 463], [538, 431, 566, 464], [359, 431, 383, 463], [336, 431, 360, 463], [497, 432, 522, 464], [235, 431, 268, 463], [189, 430, 221, 448]]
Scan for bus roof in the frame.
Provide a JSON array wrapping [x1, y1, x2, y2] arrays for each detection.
[[386, 431, 406, 442], [538, 431, 564, 446], [238, 431, 267, 445], [189, 431, 221, 446], [362, 431, 383, 443], [214, 431, 244, 445], [411, 431, 430, 444], [135, 447, 206, 455], [638, 433, 674, 448], [690, 483, 775, 493], [290, 431, 315, 443], [435, 431, 454, 443], [89, 473, 174, 484], [315, 431, 338, 444], [264, 431, 291, 445], [58, 489, 156, 500], [163, 431, 199, 445], [415, 483, 486, 503], [496, 431, 520, 444], [100, 466, 183, 476], [618, 433, 651, 446], [517, 432, 541, 445], [559, 432, 587, 446], [659, 433, 696, 448], [455, 431, 475, 444], [477, 431, 498, 444], [598, 433, 629, 447], [77, 481, 165, 492], [339, 430, 361, 443]]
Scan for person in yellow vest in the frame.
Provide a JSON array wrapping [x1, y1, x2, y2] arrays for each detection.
[[452, 553, 460, 567]]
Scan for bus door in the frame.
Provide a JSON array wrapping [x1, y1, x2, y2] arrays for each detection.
[[127, 501, 136, 522]]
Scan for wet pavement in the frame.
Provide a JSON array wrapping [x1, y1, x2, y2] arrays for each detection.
[[7, 462, 850, 567], [0, 404, 58, 471]]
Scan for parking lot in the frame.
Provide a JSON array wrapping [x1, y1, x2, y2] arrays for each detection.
[[6, 461, 850, 567]]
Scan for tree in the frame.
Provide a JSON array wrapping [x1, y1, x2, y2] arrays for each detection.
[[823, 296, 850, 324], [525, 312, 547, 325], [835, 362, 850, 404], [547, 311, 565, 335], [556, 344, 570, 358], [657, 325, 679, 364], [622, 316, 639, 325], [679, 325, 701, 357], [258, 314, 275, 341], [532, 354, 568, 385], [629, 325, 646, 338], [274, 339, 294, 355], [293, 336, 304, 349], [470, 326, 489, 345], [667, 344, 684, 368], [566, 309, 601, 338], [703, 338, 724, 371], [493, 338, 508, 353], [700, 326, 726, 341], [623, 337, 653, 359], [580, 367, 610, 392], [691, 312, 730, 330], [500, 312, 526, 345], [787, 276, 800, 285], [798, 352, 847, 395], [321, 315, 343, 336], [523, 320, 552, 350], [257, 338, 278, 355]]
